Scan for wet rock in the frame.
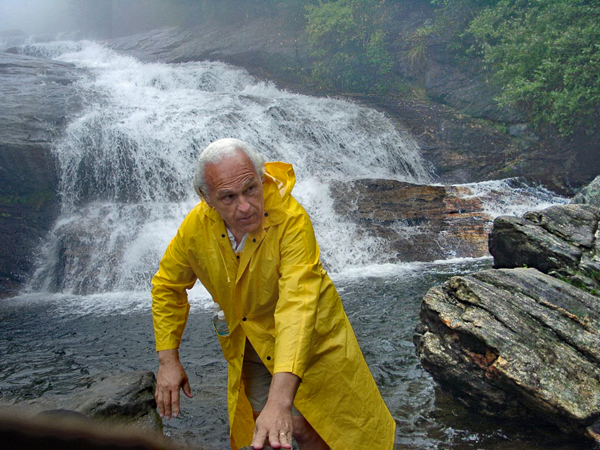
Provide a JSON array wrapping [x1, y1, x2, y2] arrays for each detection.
[[17, 371, 161, 432], [572, 175, 600, 208], [489, 204, 600, 292], [331, 179, 492, 261], [0, 52, 83, 297], [415, 197, 600, 443], [414, 267, 600, 442], [65, 371, 161, 431]]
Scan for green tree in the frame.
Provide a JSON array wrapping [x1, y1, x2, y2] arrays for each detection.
[[466, 0, 600, 135], [305, 0, 393, 93]]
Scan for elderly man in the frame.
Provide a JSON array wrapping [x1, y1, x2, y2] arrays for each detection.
[[152, 138, 395, 449]]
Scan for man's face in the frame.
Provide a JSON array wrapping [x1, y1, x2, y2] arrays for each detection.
[[204, 151, 264, 241]]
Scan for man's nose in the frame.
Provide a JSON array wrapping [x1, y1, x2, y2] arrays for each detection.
[[237, 195, 251, 211]]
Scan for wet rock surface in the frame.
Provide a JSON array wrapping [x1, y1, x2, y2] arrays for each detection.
[[8, 371, 162, 432], [0, 52, 83, 296], [572, 174, 600, 208], [414, 268, 600, 441], [331, 179, 492, 262], [489, 204, 600, 292], [415, 199, 600, 443]]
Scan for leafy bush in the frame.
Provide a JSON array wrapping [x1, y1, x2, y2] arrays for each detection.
[[305, 0, 393, 93], [466, 0, 600, 136]]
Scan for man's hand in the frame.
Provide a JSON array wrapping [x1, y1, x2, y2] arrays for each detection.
[[155, 349, 193, 419], [251, 372, 300, 450]]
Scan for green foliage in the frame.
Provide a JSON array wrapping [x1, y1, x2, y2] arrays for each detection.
[[406, 23, 438, 74], [465, 0, 600, 136], [555, 270, 600, 297], [305, 0, 394, 93]]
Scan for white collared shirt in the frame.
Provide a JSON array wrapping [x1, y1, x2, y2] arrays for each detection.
[[226, 228, 248, 253]]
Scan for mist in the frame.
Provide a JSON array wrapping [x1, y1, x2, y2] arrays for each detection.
[[0, 0, 207, 40]]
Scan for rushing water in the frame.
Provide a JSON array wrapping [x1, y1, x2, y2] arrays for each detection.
[[0, 40, 579, 449]]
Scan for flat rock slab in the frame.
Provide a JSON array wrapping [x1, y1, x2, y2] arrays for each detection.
[[8, 371, 161, 432], [414, 267, 600, 441], [331, 179, 491, 261]]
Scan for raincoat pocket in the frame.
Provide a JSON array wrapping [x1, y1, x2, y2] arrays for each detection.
[[215, 330, 236, 363]]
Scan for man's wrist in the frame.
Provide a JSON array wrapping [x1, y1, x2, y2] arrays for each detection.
[[158, 348, 180, 365], [267, 372, 300, 410]]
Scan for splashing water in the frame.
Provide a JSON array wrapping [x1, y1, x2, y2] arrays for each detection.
[[20, 40, 567, 297], [21, 41, 431, 296]]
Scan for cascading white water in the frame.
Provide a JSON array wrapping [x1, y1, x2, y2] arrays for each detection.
[[22, 41, 567, 297], [24, 41, 434, 295], [1, 40, 581, 450]]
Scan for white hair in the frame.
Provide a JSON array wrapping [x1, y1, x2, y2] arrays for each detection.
[[193, 138, 266, 198]]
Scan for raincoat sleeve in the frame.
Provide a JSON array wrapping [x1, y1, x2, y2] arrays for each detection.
[[151, 218, 198, 352], [273, 204, 322, 379]]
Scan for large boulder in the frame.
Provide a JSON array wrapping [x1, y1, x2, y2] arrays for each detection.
[[572, 174, 600, 208], [9, 371, 162, 432], [415, 199, 600, 443], [331, 179, 492, 261], [414, 268, 600, 441], [489, 204, 600, 292]]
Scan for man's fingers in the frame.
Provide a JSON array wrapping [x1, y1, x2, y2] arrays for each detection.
[[163, 387, 172, 419], [155, 388, 165, 418], [170, 385, 181, 418], [156, 383, 188, 420], [268, 428, 283, 449], [155, 352, 191, 421], [280, 431, 292, 449], [251, 425, 268, 449]]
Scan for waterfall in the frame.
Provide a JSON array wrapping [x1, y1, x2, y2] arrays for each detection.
[[21, 41, 567, 296], [24, 41, 435, 295]]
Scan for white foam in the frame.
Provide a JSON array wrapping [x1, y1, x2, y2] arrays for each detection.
[[17, 40, 567, 296]]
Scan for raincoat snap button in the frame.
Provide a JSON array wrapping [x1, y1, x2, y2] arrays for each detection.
[[252, 238, 256, 243], [221, 234, 225, 238], [264, 212, 269, 217], [242, 317, 247, 321], [236, 255, 240, 259], [266, 356, 271, 360]]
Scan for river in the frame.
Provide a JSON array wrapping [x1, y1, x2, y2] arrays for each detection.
[[0, 40, 580, 449]]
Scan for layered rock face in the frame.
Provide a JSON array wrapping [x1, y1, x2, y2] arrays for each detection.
[[414, 201, 600, 442], [572, 174, 600, 208], [0, 52, 83, 296], [331, 179, 491, 262], [490, 204, 600, 292]]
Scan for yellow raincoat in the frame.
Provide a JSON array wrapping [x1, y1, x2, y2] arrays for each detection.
[[152, 162, 396, 449]]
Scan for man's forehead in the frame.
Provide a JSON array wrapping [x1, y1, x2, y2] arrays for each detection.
[[206, 153, 259, 190]]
